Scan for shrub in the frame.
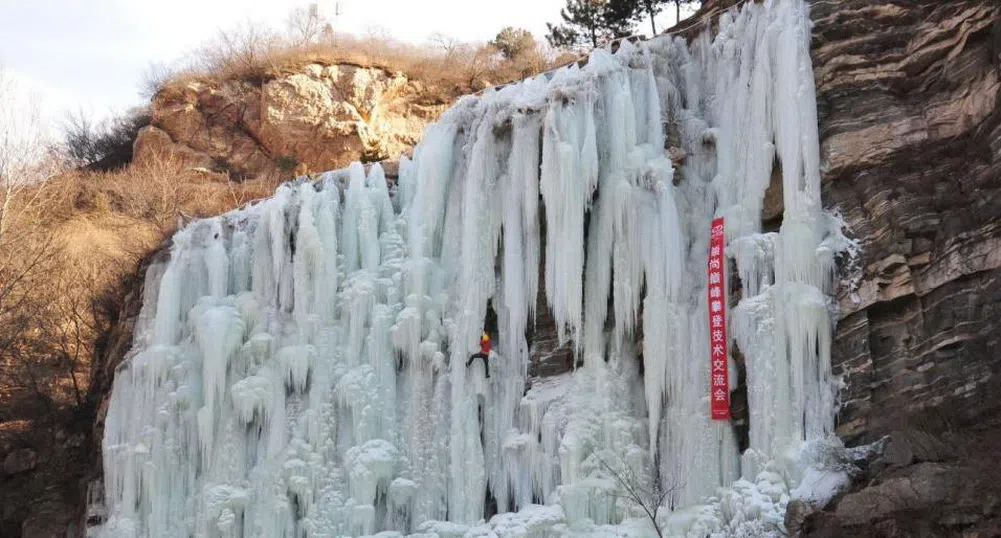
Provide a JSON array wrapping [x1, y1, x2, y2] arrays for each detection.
[[154, 10, 564, 102], [275, 155, 299, 174], [61, 107, 151, 171], [490, 27, 537, 59]]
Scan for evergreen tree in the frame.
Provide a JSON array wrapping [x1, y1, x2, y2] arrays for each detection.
[[613, 0, 701, 37], [668, 0, 701, 26], [490, 27, 537, 59], [637, 0, 667, 35], [545, 0, 635, 52]]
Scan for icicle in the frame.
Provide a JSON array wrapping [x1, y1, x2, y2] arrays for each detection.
[[540, 74, 598, 350]]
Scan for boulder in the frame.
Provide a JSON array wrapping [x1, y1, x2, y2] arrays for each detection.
[[874, 430, 950, 470], [834, 463, 959, 526], [132, 125, 216, 169], [3, 448, 37, 475], [785, 499, 816, 538]]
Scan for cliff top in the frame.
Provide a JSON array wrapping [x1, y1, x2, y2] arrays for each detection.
[[149, 24, 570, 108]]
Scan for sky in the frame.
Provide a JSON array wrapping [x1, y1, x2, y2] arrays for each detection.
[[0, 0, 686, 134]]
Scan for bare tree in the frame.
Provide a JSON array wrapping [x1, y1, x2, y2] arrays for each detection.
[[429, 33, 461, 61], [670, 0, 701, 24], [61, 107, 100, 165], [285, 3, 332, 47], [61, 106, 151, 170], [595, 454, 676, 538], [0, 67, 50, 240], [197, 21, 282, 82], [138, 61, 175, 100], [0, 66, 69, 411], [428, 34, 500, 90]]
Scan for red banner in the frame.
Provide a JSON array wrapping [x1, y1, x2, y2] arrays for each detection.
[[708, 218, 730, 420]]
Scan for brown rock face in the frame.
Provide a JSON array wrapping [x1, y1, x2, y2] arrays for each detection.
[[796, 429, 1001, 537], [2, 449, 37, 476], [813, 0, 1001, 443], [132, 125, 216, 169], [799, 0, 1001, 534], [136, 64, 446, 179]]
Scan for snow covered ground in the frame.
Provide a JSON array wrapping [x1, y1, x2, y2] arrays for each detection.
[[93, 0, 856, 536]]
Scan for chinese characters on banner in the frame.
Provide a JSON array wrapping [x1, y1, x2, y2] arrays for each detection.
[[708, 218, 730, 420]]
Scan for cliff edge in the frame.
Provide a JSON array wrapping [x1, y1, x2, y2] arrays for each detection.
[[135, 63, 448, 179]]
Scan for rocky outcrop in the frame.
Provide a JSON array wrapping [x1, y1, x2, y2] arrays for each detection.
[[528, 254, 576, 379], [812, 0, 1001, 444], [793, 429, 1001, 537], [3, 449, 37, 476], [135, 64, 447, 178], [0, 414, 91, 538]]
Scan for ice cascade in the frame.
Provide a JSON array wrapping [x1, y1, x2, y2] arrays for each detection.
[[96, 1, 850, 536]]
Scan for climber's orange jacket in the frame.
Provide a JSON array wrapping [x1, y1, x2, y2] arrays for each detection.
[[480, 332, 491, 355]]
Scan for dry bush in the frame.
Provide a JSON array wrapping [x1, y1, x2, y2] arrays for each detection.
[[0, 175, 99, 418], [0, 226, 62, 414], [595, 454, 676, 538], [1, 143, 280, 426], [195, 21, 285, 85], [71, 150, 281, 234], [0, 69, 71, 414], [285, 4, 332, 47], [138, 62, 176, 101], [61, 106, 151, 170], [148, 12, 563, 104]]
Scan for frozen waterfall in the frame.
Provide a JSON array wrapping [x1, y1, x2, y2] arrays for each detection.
[[95, 1, 853, 536]]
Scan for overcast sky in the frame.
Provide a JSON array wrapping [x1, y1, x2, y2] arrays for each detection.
[[0, 0, 684, 134]]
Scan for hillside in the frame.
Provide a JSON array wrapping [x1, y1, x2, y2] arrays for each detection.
[[0, 153, 281, 536]]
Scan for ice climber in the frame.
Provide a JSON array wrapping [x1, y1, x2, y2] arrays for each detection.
[[466, 332, 492, 378]]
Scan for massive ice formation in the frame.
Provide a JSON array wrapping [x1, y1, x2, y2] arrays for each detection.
[[97, 0, 852, 536]]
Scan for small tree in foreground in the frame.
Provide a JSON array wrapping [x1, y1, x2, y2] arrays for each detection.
[[595, 454, 675, 538]]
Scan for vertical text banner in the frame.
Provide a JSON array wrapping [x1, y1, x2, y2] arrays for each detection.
[[708, 218, 730, 420]]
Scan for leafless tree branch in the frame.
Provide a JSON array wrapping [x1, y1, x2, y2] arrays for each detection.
[[594, 453, 675, 538]]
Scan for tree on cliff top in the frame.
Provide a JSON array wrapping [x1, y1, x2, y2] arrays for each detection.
[[547, 0, 702, 48], [490, 27, 537, 60], [285, 3, 334, 47], [546, 0, 635, 51], [665, 0, 701, 29], [610, 0, 703, 37]]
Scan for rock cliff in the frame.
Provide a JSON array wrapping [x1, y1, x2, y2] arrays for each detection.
[[798, 0, 1001, 535], [816, 0, 1000, 444], [134, 64, 448, 178]]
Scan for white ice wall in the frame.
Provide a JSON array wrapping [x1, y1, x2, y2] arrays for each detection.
[[97, 1, 850, 537]]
